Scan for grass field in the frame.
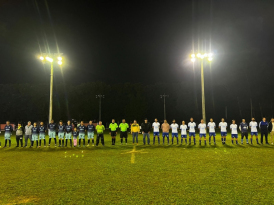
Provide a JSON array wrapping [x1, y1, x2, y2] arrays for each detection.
[[0, 132, 274, 205]]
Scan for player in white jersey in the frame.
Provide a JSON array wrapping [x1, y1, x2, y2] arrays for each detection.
[[188, 118, 196, 145], [180, 121, 188, 145], [170, 120, 179, 145], [198, 119, 207, 145], [219, 118, 228, 144], [152, 118, 160, 145], [249, 118, 259, 145], [230, 120, 239, 145], [207, 118, 216, 145]]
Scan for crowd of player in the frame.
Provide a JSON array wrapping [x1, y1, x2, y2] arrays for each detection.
[[1, 117, 273, 148]]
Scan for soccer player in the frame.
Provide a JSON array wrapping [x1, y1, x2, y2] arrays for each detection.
[[198, 119, 207, 145], [180, 121, 187, 145], [109, 119, 118, 145], [78, 121, 86, 147], [239, 119, 249, 144], [15, 122, 24, 147], [4, 121, 13, 148], [161, 120, 170, 145], [188, 118, 196, 145], [87, 120, 96, 146], [259, 117, 269, 145], [65, 120, 73, 147], [170, 120, 179, 145], [152, 118, 160, 145], [119, 119, 129, 145], [96, 121, 105, 146], [39, 121, 47, 147], [58, 121, 65, 147], [141, 119, 151, 145], [219, 118, 227, 144], [249, 118, 259, 145], [207, 118, 216, 145], [72, 127, 78, 147], [230, 120, 239, 145], [48, 119, 57, 147], [31, 122, 39, 148], [131, 120, 140, 145]]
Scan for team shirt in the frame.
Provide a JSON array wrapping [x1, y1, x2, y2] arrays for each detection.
[[48, 123, 56, 132], [152, 122, 160, 132], [198, 123, 207, 134], [109, 123, 118, 131], [170, 123, 179, 133], [188, 122, 196, 132], [249, 121, 258, 132], [72, 131, 78, 138], [207, 122, 216, 133], [87, 124, 95, 132], [31, 126, 39, 134], [96, 125, 105, 134], [65, 124, 73, 133], [230, 124, 238, 134], [39, 126, 46, 133], [180, 124, 188, 135], [119, 123, 129, 132], [219, 122, 227, 132], [78, 125, 86, 134], [4, 125, 13, 133], [239, 122, 248, 132], [58, 125, 65, 133]]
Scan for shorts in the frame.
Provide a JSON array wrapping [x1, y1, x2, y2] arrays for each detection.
[[39, 133, 45, 140], [88, 132, 95, 139], [120, 131, 128, 138], [251, 132, 258, 136], [4, 133, 11, 140], [172, 133, 178, 137], [110, 131, 116, 137], [153, 132, 160, 136], [163, 132, 169, 137], [209, 132, 216, 137], [32, 134, 38, 141], [58, 133, 64, 139], [79, 133, 85, 139], [189, 132, 195, 137], [181, 134, 187, 138], [199, 134, 206, 138], [221, 132, 227, 137], [232, 134, 238, 138], [65, 133, 72, 139], [48, 131, 56, 138]]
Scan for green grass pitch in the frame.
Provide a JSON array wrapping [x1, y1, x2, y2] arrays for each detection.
[[0, 132, 274, 204]]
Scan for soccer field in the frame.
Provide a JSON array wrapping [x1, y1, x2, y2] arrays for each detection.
[[0, 133, 274, 205]]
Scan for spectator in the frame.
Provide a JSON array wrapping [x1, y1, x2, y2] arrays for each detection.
[[141, 119, 151, 145], [24, 121, 33, 148]]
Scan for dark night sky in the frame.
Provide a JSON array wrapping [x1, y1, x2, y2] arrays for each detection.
[[0, 0, 274, 121]]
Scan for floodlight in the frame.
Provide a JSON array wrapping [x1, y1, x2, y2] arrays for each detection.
[[57, 57, 62, 61], [208, 57, 213, 61], [191, 58, 195, 62], [191, 54, 195, 58], [58, 61, 62, 65], [46, 57, 53, 62], [208, 53, 213, 57], [40, 56, 44, 60], [197, 53, 201, 58]]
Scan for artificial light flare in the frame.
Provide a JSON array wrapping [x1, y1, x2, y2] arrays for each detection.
[[58, 61, 62, 65], [39, 56, 44, 61]]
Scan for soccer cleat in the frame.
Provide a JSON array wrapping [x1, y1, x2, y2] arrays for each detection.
[[87, 144, 90, 146], [246, 142, 249, 144], [55, 144, 57, 147], [48, 144, 50, 147]]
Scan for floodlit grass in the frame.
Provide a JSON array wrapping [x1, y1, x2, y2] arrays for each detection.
[[0, 132, 274, 204]]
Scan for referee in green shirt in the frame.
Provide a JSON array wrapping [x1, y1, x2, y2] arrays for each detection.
[[96, 121, 105, 146], [109, 119, 118, 145], [119, 119, 129, 145]]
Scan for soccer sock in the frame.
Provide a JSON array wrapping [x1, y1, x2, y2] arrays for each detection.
[[83, 139, 85, 145], [59, 140, 61, 146], [39, 140, 41, 146], [88, 139, 90, 144], [66, 139, 68, 146], [31, 141, 33, 146], [125, 138, 127, 143], [213, 137, 216, 143], [153, 137, 155, 144], [79, 139, 81, 145], [241, 139, 243, 143], [204, 140, 206, 145], [172, 137, 174, 144], [189, 138, 191, 144], [4, 139, 7, 147], [163, 137, 165, 144], [36, 141, 38, 146], [62, 140, 64, 146], [70, 139, 72, 146], [54, 138, 56, 145], [158, 137, 160, 144], [236, 140, 238, 144], [224, 137, 226, 142], [44, 139, 46, 145], [232, 139, 234, 144], [121, 139, 123, 144], [49, 138, 51, 145], [181, 138, 183, 144], [199, 140, 201, 144], [167, 137, 169, 144], [194, 138, 196, 144], [209, 137, 211, 143], [246, 138, 248, 143], [256, 138, 259, 143], [176, 137, 178, 144], [185, 139, 187, 144], [92, 139, 94, 144], [9, 140, 11, 146]]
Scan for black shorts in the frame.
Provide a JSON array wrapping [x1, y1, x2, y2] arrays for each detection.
[[111, 131, 117, 137], [120, 131, 128, 138]]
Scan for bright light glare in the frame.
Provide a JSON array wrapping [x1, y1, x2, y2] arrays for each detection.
[[200, 55, 205, 59], [39, 56, 44, 60], [57, 57, 62, 61], [46, 57, 53, 62], [197, 53, 201, 58], [191, 58, 195, 62], [208, 53, 213, 57], [58, 61, 62, 65], [204, 53, 208, 57], [191, 54, 195, 58], [208, 57, 213, 61]]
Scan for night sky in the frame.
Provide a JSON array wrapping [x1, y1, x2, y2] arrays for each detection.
[[0, 0, 274, 121]]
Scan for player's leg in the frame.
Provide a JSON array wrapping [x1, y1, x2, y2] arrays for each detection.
[[162, 133, 165, 144], [121, 132, 124, 145], [265, 132, 269, 144], [204, 135, 206, 145], [176, 134, 178, 144], [245, 133, 249, 144], [125, 132, 128, 145], [235, 134, 238, 144], [101, 134, 105, 146], [231, 134, 234, 144], [147, 133, 150, 145], [189, 133, 191, 145], [199, 135, 202, 145]]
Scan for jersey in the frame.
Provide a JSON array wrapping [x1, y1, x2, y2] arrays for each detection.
[[170, 123, 179, 133], [180, 125, 188, 135], [65, 125, 73, 133], [188, 122, 196, 132], [109, 123, 118, 131], [4, 125, 13, 133], [119, 123, 129, 132], [58, 125, 65, 133], [87, 124, 95, 132], [152, 122, 160, 132], [39, 126, 46, 133], [72, 131, 78, 138], [31, 126, 39, 134], [198, 123, 207, 134], [207, 122, 216, 133], [230, 124, 238, 134], [96, 125, 105, 134], [219, 122, 227, 132], [78, 125, 86, 134], [249, 121, 258, 132], [48, 123, 56, 132]]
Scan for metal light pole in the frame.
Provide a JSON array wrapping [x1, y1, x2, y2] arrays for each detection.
[[190, 52, 213, 124], [96, 95, 104, 121], [160, 94, 169, 120], [39, 53, 63, 123]]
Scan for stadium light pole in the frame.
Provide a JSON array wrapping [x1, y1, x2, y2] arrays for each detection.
[[190, 52, 213, 123], [38, 53, 63, 123], [160, 94, 169, 120], [96, 95, 104, 121]]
